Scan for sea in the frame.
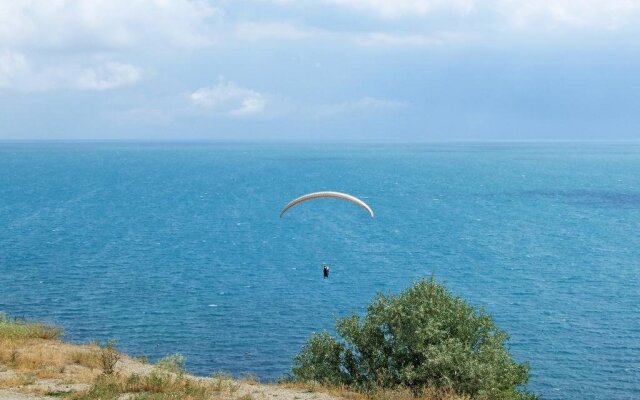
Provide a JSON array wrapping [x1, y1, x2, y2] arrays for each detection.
[[0, 143, 638, 399]]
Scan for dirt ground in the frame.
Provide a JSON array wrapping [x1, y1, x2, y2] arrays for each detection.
[[0, 339, 341, 400]]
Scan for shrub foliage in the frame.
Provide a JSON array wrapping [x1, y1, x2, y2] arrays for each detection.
[[292, 278, 536, 399], [156, 353, 186, 374], [100, 339, 121, 375]]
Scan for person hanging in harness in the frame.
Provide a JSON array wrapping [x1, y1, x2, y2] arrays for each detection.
[[322, 264, 330, 279]]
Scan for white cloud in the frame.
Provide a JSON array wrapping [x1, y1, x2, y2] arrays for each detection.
[[496, 0, 640, 30], [263, 0, 640, 30], [0, 1, 211, 93], [0, 52, 141, 92], [75, 62, 141, 91], [0, 0, 217, 51], [326, 0, 474, 18], [235, 20, 472, 47], [0, 51, 29, 89], [316, 96, 407, 117], [354, 31, 472, 47], [0, 51, 66, 92], [190, 79, 267, 116], [236, 22, 317, 41]]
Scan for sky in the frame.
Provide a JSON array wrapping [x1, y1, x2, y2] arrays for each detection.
[[1, 0, 640, 142]]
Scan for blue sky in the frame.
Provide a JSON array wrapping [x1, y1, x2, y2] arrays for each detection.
[[1, 0, 639, 142]]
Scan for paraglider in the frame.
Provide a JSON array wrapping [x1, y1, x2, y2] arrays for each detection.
[[280, 191, 374, 218], [280, 191, 374, 280]]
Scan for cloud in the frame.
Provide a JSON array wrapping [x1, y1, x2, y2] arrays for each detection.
[[353, 31, 473, 47], [0, 52, 141, 92], [75, 62, 141, 91], [0, 1, 209, 93], [0, 51, 29, 89], [262, 0, 640, 30], [496, 0, 640, 30], [190, 79, 267, 116], [0, 0, 217, 51], [316, 96, 407, 117], [234, 20, 473, 48], [236, 22, 318, 41], [334, 0, 640, 29], [325, 0, 474, 18], [0, 51, 66, 92]]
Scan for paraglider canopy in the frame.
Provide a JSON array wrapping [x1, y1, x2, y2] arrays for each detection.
[[280, 191, 374, 218]]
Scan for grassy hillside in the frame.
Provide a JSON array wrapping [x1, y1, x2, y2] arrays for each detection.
[[0, 313, 467, 400]]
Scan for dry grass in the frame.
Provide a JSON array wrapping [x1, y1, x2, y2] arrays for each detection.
[[279, 382, 365, 399], [33, 367, 64, 379], [70, 348, 103, 369], [99, 340, 121, 375], [0, 336, 103, 384], [0, 373, 36, 388], [0, 314, 62, 340], [69, 372, 248, 400], [0, 314, 252, 400], [0, 314, 67, 377], [155, 353, 185, 374], [239, 373, 260, 385], [209, 372, 241, 393], [279, 382, 470, 400], [0, 314, 468, 400], [365, 387, 470, 400], [0, 334, 468, 400]]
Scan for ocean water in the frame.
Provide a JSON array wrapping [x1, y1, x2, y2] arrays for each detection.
[[1, 143, 639, 399]]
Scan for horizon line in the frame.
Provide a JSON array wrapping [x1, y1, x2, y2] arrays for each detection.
[[1, 139, 640, 145]]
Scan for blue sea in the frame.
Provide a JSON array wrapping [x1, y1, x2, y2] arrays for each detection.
[[1, 143, 639, 399]]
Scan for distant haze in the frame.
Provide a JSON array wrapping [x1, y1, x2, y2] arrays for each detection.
[[1, 1, 639, 142]]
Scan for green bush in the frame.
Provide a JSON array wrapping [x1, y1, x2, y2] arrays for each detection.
[[292, 278, 536, 400]]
